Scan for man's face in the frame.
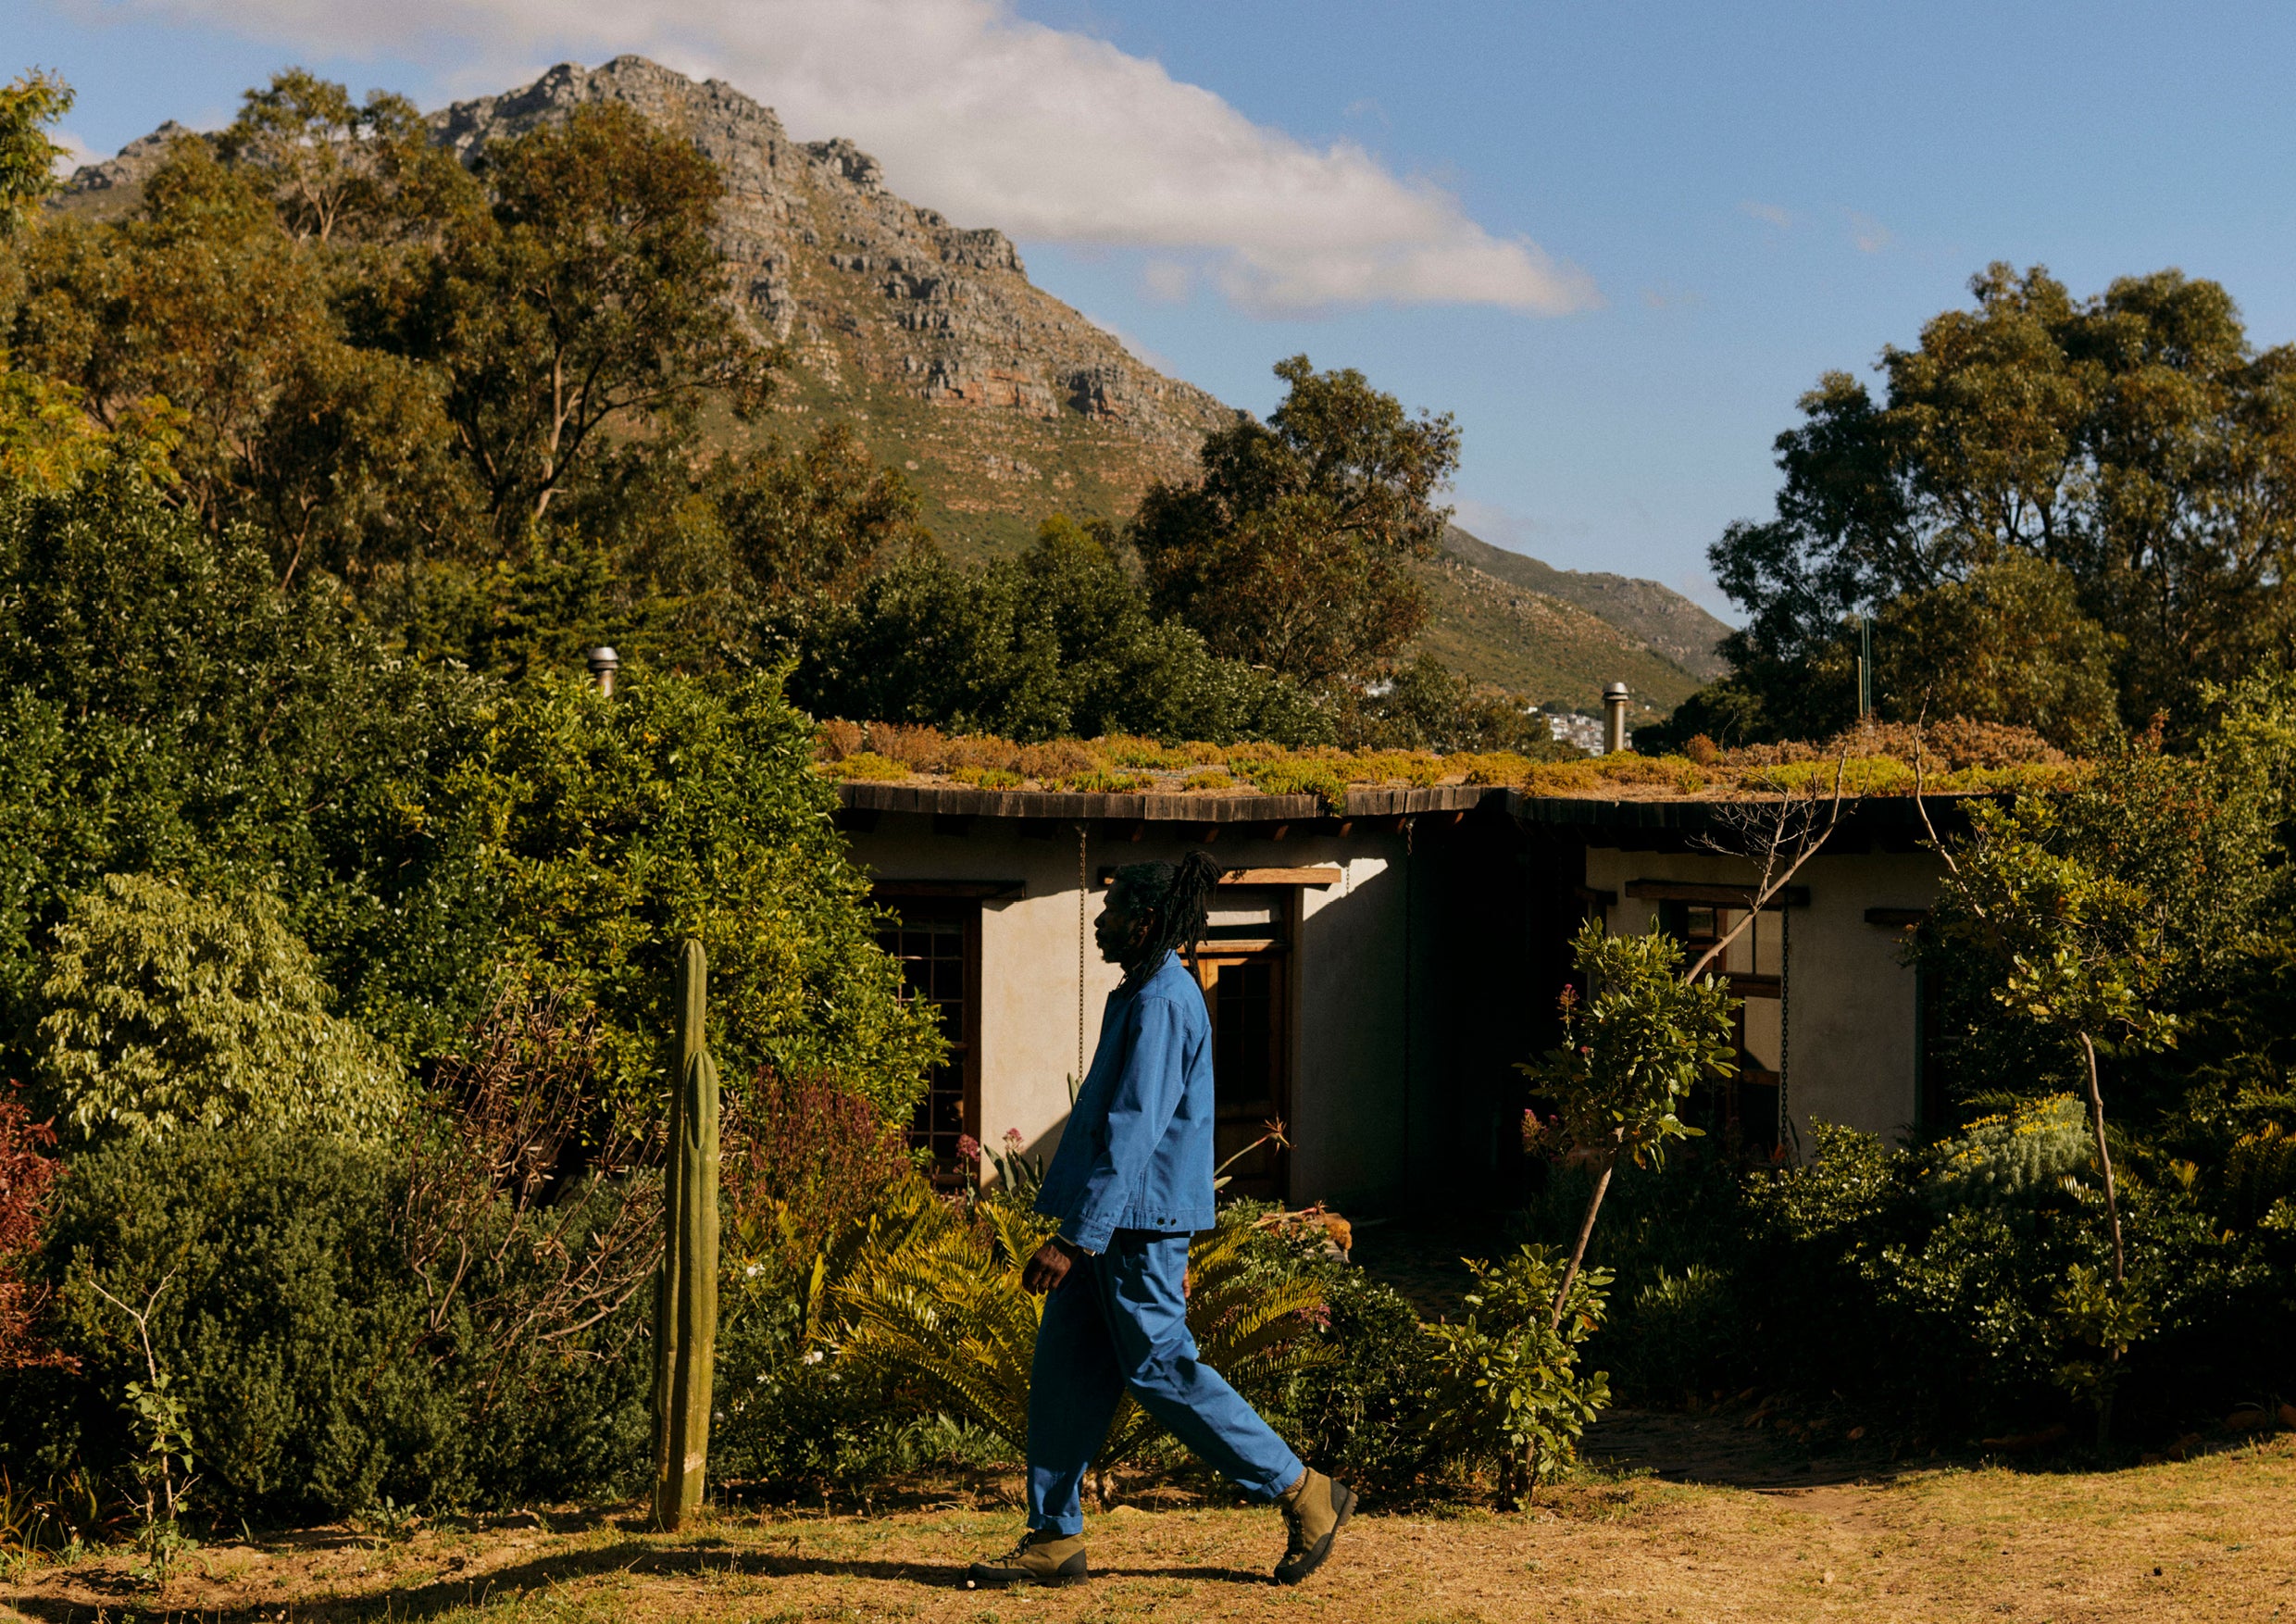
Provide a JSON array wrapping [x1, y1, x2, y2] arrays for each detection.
[[1095, 880, 1154, 966]]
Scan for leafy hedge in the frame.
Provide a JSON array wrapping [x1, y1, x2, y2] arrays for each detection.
[[433, 668, 942, 1120], [4, 1131, 654, 1519]]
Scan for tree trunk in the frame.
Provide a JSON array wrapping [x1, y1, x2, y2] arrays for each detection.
[[1549, 1148, 1617, 1333], [2078, 1031, 2126, 1285]]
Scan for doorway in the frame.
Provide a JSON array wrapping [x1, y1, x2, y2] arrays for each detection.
[[1192, 885, 1292, 1201]]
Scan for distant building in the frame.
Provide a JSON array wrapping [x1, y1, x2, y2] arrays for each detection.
[[1545, 712, 1610, 754]]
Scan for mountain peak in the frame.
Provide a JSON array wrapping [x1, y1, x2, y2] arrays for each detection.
[[431, 56, 1222, 464]]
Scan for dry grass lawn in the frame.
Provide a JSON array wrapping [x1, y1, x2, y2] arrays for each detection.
[[7, 1430, 2295, 1624]]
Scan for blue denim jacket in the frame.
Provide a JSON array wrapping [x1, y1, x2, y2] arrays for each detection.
[[1035, 950, 1217, 1251]]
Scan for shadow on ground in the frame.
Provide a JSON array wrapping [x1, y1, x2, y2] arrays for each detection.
[[1583, 1407, 1919, 1490], [5, 1540, 1275, 1623]]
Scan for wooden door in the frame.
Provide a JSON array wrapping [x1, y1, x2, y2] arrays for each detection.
[[1192, 947, 1291, 1201]]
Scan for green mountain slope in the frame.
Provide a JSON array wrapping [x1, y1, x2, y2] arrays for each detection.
[[1441, 528, 1732, 681], [1411, 543, 1704, 716]]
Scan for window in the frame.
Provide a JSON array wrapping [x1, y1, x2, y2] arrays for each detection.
[[1659, 900, 1781, 1157], [875, 898, 980, 1181]]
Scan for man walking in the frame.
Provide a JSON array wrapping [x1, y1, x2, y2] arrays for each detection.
[[967, 852, 1354, 1589]]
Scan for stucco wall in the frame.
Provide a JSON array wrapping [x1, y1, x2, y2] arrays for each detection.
[[1584, 846, 1944, 1150], [841, 815, 1421, 1208]]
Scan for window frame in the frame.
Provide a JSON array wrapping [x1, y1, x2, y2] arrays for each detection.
[[873, 890, 982, 1183]]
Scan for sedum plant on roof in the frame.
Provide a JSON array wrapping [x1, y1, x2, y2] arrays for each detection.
[[813, 717, 2085, 809]]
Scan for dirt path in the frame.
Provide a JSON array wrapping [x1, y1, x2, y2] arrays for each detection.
[[10, 1438, 2293, 1624]]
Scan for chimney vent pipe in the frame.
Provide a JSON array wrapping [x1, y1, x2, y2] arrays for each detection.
[[1602, 682, 1630, 755], [584, 645, 620, 698]]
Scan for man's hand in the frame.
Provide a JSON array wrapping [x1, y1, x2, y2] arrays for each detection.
[[1023, 1237, 1082, 1294]]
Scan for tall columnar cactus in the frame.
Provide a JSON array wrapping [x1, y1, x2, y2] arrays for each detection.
[[651, 939, 720, 1530]]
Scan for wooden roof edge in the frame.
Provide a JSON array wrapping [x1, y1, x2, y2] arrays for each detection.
[[1338, 783, 1506, 816]]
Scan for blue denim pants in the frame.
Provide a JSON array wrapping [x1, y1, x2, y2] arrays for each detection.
[[1026, 1230, 1304, 1535]]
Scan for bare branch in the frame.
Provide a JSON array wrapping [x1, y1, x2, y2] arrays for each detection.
[[398, 988, 665, 1409], [1909, 715, 1962, 881], [89, 1271, 176, 1391], [1683, 749, 1851, 983]]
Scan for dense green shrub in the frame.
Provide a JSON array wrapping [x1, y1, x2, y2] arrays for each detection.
[[1422, 1246, 1611, 1505], [4, 1130, 654, 1520], [1608, 1265, 1741, 1404], [0, 469, 500, 1073], [1278, 1264, 1440, 1499], [1534, 1120, 2267, 1439], [436, 668, 942, 1121], [712, 1273, 926, 1498], [1506, 1153, 1752, 1405], [36, 874, 408, 1144]]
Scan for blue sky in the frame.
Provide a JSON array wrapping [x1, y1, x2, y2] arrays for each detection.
[[14, 0, 2295, 617]]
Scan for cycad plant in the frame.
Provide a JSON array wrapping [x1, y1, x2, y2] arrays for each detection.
[[836, 1198, 1329, 1491], [1093, 1220, 1332, 1476], [834, 1193, 1047, 1457]]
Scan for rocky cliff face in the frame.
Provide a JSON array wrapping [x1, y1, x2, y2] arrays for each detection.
[[48, 120, 192, 221], [430, 56, 1232, 529]]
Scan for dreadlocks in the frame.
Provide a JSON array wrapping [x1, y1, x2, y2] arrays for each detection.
[[1112, 849, 1223, 988]]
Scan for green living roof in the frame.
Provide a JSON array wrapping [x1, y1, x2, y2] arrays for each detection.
[[816, 718, 2078, 817]]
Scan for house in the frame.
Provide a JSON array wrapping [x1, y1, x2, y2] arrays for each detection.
[[832, 768, 1966, 1209]]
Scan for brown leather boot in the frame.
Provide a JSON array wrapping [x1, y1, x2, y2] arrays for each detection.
[[966, 1529, 1090, 1588], [1273, 1468, 1355, 1584]]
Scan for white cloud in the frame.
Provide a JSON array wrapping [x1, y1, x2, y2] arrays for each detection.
[[1848, 210, 1891, 254], [89, 0, 1596, 318], [48, 128, 106, 178], [1139, 259, 1192, 303]]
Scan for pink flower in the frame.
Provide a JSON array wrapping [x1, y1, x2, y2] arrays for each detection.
[[1004, 1128, 1024, 1150], [957, 1134, 981, 1161]]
